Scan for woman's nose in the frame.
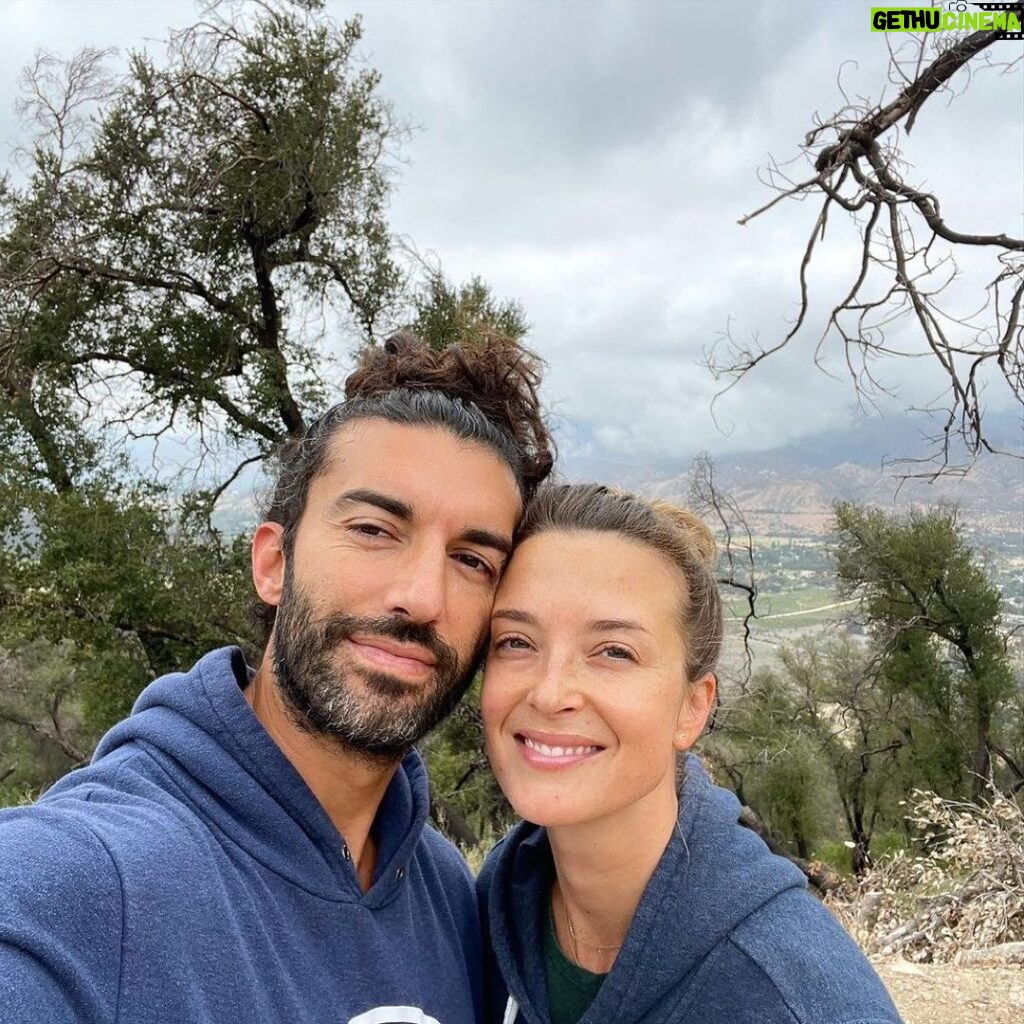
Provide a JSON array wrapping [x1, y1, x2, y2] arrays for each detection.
[[525, 656, 584, 716]]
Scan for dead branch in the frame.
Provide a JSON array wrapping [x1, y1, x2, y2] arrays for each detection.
[[689, 453, 759, 691], [712, 17, 1024, 477]]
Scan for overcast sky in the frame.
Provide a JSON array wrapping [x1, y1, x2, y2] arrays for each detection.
[[2, 0, 1021, 473]]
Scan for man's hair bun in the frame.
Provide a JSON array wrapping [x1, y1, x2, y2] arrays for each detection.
[[346, 330, 554, 491]]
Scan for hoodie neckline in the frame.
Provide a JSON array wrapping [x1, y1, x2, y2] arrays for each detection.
[[98, 647, 429, 906], [488, 756, 807, 1023]]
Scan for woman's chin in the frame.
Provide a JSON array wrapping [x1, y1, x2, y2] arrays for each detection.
[[506, 790, 595, 830]]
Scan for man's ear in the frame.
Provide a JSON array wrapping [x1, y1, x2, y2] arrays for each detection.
[[252, 522, 286, 607], [672, 673, 718, 751]]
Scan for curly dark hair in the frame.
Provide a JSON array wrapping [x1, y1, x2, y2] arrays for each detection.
[[254, 329, 554, 638]]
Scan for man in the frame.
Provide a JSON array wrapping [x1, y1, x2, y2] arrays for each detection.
[[0, 332, 554, 1024]]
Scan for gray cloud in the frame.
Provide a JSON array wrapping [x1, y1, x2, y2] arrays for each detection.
[[2, 0, 1020, 471]]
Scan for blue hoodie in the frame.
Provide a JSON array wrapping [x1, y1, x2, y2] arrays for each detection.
[[0, 647, 482, 1024], [478, 756, 902, 1024]]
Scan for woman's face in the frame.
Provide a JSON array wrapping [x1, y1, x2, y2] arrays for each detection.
[[482, 529, 715, 830]]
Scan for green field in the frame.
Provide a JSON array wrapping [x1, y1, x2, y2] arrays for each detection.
[[724, 587, 848, 628]]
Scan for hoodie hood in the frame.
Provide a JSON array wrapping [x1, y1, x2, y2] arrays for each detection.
[[92, 646, 428, 906], [484, 754, 807, 1023]]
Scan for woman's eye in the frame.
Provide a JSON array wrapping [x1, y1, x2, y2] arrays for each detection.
[[493, 635, 531, 652], [599, 645, 636, 662]]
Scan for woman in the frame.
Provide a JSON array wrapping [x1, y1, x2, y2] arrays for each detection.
[[478, 484, 902, 1024]]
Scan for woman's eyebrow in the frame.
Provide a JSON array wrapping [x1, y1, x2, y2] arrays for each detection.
[[490, 612, 651, 636], [491, 609, 537, 626]]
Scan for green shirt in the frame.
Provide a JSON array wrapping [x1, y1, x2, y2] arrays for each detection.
[[543, 903, 607, 1024]]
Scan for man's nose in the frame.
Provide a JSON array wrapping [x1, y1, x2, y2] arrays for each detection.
[[384, 541, 447, 624]]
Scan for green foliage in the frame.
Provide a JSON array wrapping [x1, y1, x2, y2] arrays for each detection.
[[0, 474, 259, 801], [422, 676, 516, 845], [834, 502, 1017, 799], [1, 1, 405, 461], [410, 272, 529, 351], [0, 640, 97, 801], [711, 501, 1020, 876], [710, 636, 905, 873]]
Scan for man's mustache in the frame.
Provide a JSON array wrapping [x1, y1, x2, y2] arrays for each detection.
[[319, 613, 459, 674]]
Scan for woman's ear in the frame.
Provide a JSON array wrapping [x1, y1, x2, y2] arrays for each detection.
[[673, 673, 718, 751], [252, 522, 286, 607]]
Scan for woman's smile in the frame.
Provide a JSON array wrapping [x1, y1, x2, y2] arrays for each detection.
[[516, 731, 605, 769]]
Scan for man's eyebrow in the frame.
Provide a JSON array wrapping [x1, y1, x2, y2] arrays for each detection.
[[460, 528, 513, 558], [331, 489, 413, 520], [491, 608, 538, 626]]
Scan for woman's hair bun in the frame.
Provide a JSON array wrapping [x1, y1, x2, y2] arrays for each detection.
[[345, 329, 554, 488], [649, 499, 719, 569]]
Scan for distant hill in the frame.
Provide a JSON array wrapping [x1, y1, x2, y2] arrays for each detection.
[[563, 409, 1022, 538], [212, 410, 1022, 538]]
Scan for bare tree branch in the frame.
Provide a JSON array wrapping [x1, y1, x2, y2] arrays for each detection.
[[711, 16, 1024, 477]]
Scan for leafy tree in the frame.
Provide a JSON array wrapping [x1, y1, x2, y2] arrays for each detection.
[[776, 637, 906, 874], [1, 0, 405, 496], [0, 640, 95, 802], [834, 502, 1018, 801], [0, 471, 260, 795], [711, 636, 904, 876], [411, 272, 529, 352]]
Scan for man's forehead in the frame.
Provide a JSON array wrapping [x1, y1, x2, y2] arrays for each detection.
[[314, 419, 521, 519]]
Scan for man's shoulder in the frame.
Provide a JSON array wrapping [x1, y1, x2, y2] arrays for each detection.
[[0, 800, 125, 947], [2, 750, 216, 887]]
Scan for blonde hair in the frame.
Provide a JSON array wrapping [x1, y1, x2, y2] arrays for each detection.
[[516, 484, 723, 682]]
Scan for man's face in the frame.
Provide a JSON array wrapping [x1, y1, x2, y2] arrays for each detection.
[[266, 420, 521, 761]]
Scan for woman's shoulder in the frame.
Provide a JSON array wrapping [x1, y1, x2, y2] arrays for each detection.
[[476, 819, 547, 895], [720, 887, 901, 1022]]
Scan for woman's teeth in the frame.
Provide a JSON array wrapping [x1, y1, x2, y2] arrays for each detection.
[[522, 737, 599, 757]]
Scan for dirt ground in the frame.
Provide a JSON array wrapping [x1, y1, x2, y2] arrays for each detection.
[[874, 958, 1024, 1024]]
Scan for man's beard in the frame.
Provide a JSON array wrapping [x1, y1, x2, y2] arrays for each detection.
[[271, 565, 484, 762]]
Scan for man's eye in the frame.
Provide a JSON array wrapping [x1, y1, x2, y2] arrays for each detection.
[[455, 552, 495, 578], [349, 523, 392, 539]]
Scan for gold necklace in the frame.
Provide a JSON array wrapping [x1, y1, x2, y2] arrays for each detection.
[[560, 892, 623, 967]]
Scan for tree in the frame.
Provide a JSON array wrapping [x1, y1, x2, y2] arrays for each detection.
[[834, 501, 1018, 800], [410, 271, 530, 352], [1, 0, 405, 501], [777, 637, 906, 875], [711, 16, 1023, 474], [709, 636, 907, 876]]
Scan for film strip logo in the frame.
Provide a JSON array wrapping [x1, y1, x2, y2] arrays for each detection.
[[972, 2, 1024, 39]]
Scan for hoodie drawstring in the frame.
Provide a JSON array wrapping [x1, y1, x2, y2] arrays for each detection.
[[501, 995, 518, 1024]]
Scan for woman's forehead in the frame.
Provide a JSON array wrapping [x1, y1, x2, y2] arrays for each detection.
[[497, 530, 685, 619]]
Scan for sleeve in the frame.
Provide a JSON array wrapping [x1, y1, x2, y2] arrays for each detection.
[[0, 806, 124, 1024]]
